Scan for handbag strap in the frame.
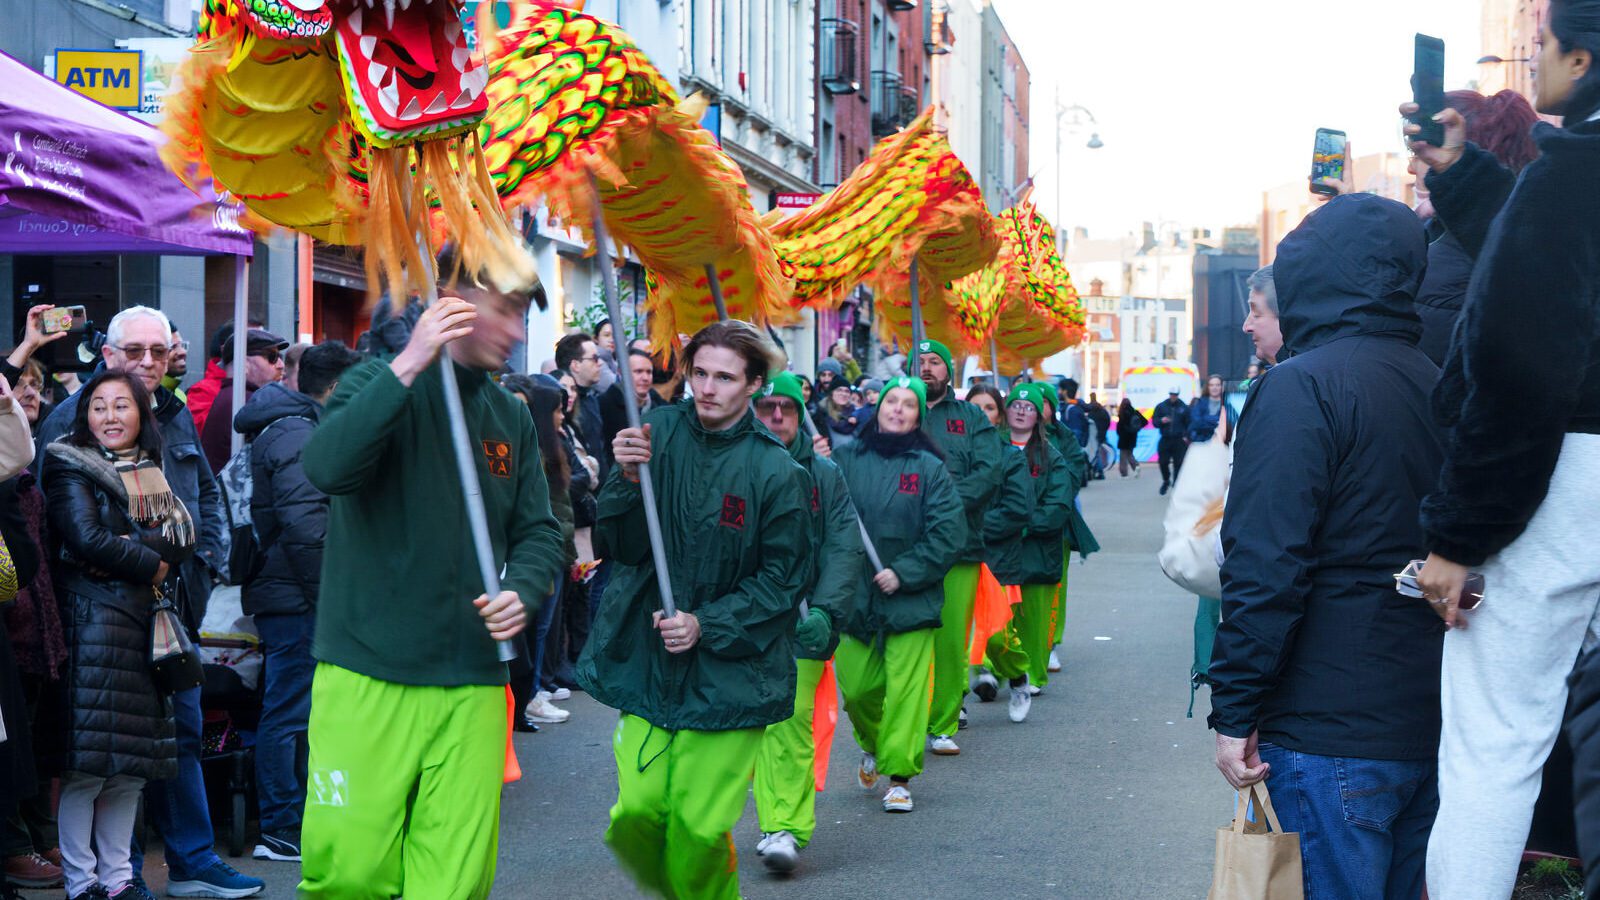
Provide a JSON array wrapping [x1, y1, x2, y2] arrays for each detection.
[[1231, 782, 1287, 834]]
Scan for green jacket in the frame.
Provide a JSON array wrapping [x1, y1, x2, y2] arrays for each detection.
[[982, 439, 1030, 580], [985, 432, 1072, 584], [835, 437, 967, 638], [577, 401, 812, 732], [786, 432, 865, 661], [922, 392, 1003, 563], [1045, 420, 1102, 558], [302, 359, 563, 687]]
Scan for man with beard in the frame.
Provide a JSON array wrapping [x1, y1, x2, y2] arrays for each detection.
[[915, 339, 1002, 755]]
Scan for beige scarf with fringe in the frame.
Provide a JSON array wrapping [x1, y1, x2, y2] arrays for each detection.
[[111, 449, 195, 549]]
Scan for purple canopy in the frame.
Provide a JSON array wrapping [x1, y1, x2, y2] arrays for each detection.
[[0, 50, 252, 257]]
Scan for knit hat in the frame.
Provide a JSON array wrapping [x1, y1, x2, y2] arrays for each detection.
[[1031, 380, 1060, 413], [916, 339, 954, 376], [877, 375, 928, 419], [1007, 383, 1047, 420], [817, 358, 845, 378], [860, 377, 885, 395], [760, 371, 806, 409]]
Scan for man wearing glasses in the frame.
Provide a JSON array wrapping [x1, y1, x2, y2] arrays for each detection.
[[199, 328, 290, 474], [36, 306, 261, 897], [554, 331, 608, 483]]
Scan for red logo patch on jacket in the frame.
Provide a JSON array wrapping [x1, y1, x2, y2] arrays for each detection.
[[809, 487, 821, 513], [946, 418, 966, 435], [482, 440, 513, 478], [720, 494, 747, 529], [899, 473, 921, 495], [1030, 464, 1043, 478]]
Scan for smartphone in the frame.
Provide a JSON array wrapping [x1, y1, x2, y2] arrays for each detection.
[[1411, 33, 1446, 147], [1310, 128, 1347, 196], [40, 305, 86, 335]]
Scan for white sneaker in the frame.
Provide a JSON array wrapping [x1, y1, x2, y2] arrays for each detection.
[[1026, 678, 1042, 697], [857, 753, 879, 791], [549, 687, 572, 701], [758, 830, 799, 873], [1008, 685, 1032, 723], [972, 670, 999, 702], [525, 694, 570, 724], [928, 734, 960, 756], [882, 784, 913, 813], [958, 706, 969, 730], [1048, 650, 1062, 673]]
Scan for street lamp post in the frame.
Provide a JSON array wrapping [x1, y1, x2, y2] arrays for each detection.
[[1054, 88, 1103, 254]]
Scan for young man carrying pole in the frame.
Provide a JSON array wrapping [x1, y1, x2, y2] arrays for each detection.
[[579, 321, 812, 900], [915, 339, 1002, 754], [297, 258, 563, 898], [749, 372, 865, 873]]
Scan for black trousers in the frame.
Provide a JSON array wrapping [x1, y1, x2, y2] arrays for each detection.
[[1567, 647, 1600, 896], [1158, 436, 1188, 485]]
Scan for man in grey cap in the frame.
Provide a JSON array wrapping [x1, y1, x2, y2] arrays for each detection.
[[201, 327, 290, 473]]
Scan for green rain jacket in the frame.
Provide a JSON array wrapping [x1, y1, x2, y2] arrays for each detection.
[[835, 438, 967, 639], [785, 431, 865, 661], [302, 359, 563, 688], [985, 431, 1072, 585], [1045, 420, 1102, 558], [577, 401, 813, 732], [983, 438, 1031, 583], [922, 392, 1002, 563]]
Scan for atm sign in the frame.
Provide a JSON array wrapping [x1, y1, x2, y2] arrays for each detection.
[[54, 49, 142, 110]]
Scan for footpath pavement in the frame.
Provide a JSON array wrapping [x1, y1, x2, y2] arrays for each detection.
[[30, 468, 1232, 899]]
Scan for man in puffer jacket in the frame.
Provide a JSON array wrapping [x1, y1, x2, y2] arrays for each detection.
[[235, 341, 363, 863]]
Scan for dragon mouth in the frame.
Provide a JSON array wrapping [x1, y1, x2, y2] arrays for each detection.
[[332, 0, 488, 146]]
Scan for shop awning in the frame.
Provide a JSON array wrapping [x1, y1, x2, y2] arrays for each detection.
[[0, 50, 253, 257]]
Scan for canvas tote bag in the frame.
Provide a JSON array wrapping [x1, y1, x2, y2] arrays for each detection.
[[1208, 782, 1304, 900]]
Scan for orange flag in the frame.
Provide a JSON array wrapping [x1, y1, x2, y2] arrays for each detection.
[[811, 659, 839, 792], [969, 564, 1018, 665], [503, 685, 522, 785]]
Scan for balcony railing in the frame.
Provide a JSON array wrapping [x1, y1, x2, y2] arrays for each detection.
[[870, 70, 914, 136], [820, 17, 860, 95], [898, 85, 920, 127]]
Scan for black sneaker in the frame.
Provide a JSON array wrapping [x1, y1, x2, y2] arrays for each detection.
[[253, 828, 302, 862], [1159, 482, 1170, 496], [107, 880, 157, 900], [68, 888, 108, 900]]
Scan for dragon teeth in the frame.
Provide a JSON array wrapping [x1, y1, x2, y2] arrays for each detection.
[[399, 96, 422, 121], [462, 65, 488, 94], [379, 82, 399, 117], [367, 61, 388, 87], [361, 35, 377, 57], [347, 5, 362, 33], [444, 22, 462, 43], [424, 92, 448, 115], [452, 45, 469, 71], [451, 88, 474, 109]]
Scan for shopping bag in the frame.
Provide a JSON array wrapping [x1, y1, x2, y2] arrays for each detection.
[[1208, 782, 1304, 900], [1159, 434, 1232, 598]]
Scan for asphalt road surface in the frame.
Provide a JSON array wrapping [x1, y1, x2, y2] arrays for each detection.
[[38, 467, 1231, 899]]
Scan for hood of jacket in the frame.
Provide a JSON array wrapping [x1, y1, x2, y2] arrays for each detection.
[[234, 382, 320, 436], [1275, 193, 1428, 358]]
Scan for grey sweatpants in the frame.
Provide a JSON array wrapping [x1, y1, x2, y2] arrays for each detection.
[[1426, 433, 1600, 899]]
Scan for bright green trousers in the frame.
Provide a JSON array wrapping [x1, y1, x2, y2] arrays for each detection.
[[835, 630, 935, 781], [1016, 583, 1062, 688], [606, 714, 764, 900], [298, 663, 506, 900], [753, 658, 826, 847], [1053, 556, 1072, 644], [928, 561, 981, 736], [982, 612, 1030, 682]]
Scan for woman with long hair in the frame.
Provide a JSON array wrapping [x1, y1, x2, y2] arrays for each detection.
[[1405, 3, 1600, 893], [1115, 397, 1147, 477], [833, 377, 966, 813], [47, 370, 192, 900]]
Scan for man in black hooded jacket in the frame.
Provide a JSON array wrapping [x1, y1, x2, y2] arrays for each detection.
[[1208, 194, 1445, 898]]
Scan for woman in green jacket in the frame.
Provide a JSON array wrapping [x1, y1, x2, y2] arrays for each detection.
[[833, 376, 967, 814], [1032, 381, 1101, 685]]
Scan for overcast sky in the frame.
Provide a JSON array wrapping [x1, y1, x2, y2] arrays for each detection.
[[987, 0, 1483, 240]]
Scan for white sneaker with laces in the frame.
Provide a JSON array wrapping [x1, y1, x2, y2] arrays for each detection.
[[525, 694, 570, 724], [759, 830, 799, 873], [857, 753, 879, 791], [549, 687, 572, 701], [1008, 685, 1032, 723], [928, 734, 960, 756], [882, 784, 914, 813], [1048, 650, 1062, 673], [1027, 680, 1042, 697]]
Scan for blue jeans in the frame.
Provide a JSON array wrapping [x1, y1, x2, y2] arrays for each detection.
[[255, 612, 315, 832], [529, 581, 562, 695], [132, 686, 220, 879], [1257, 743, 1438, 900]]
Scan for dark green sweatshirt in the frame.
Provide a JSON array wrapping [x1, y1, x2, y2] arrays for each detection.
[[302, 358, 562, 687], [987, 431, 1072, 584], [577, 401, 813, 732], [922, 392, 1002, 563], [1045, 420, 1102, 558]]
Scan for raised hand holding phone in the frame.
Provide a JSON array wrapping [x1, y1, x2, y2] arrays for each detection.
[[1409, 34, 1447, 147], [1310, 127, 1348, 198]]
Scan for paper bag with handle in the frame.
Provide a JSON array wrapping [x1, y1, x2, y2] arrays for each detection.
[[1208, 782, 1304, 900]]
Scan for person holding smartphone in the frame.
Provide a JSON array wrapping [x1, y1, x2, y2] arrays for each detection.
[[1403, 4, 1600, 897]]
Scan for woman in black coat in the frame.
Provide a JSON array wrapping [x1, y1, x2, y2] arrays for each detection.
[[1114, 398, 1146, 477], [46, 371, 192, 900], [1406, 4, 1600, 895]]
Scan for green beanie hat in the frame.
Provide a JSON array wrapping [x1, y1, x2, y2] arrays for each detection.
[[1031, 380, 1060, 414], [1006, 383, 1047, 420], [877, 374, 928, 420], [759, 371, 806, 409], [916, 338, 954, 377]]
